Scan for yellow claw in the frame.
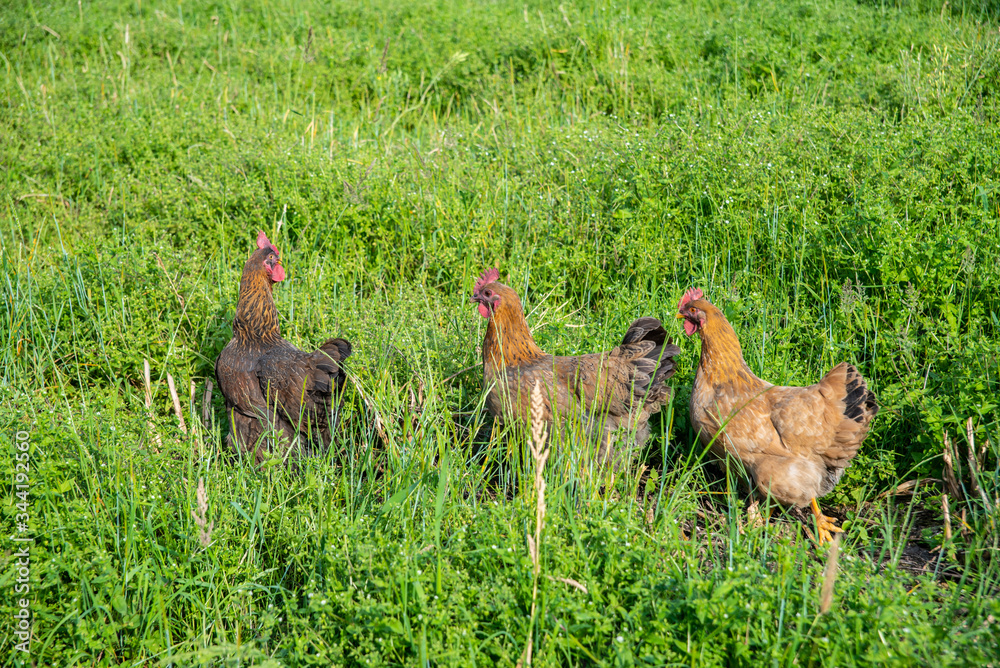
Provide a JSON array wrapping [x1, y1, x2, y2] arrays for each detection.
[[810, 498, 844, 545]]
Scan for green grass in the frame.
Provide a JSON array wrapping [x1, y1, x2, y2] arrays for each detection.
[[2, 0, 999, 664]]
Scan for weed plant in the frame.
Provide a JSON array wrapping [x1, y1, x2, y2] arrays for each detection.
[[1, 0, 999, 665]]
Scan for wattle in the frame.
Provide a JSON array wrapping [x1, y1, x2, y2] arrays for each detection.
[[477, 302, 491, 318], [271, 265, 286, 282], [683, 319, 697, 336]]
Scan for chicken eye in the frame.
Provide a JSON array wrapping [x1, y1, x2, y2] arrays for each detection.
[[484, 290, 493, 298]]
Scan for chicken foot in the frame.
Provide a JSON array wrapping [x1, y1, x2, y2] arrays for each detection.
[[810, 498, 844, 545]]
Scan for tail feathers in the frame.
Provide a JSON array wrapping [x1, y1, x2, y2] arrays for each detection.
[[621, 316, 666, 346], [653, 341, 682, 384], [843, 364, 878, 424], [315, 338, 352, 393], [844, 364, 878, 426], [320, 338, 352, 362], [820, 362, 878, 469], [621, 317, 681, 406]]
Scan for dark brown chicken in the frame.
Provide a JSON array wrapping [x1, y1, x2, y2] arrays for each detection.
[[678, 288, 878, 542], [471, 268, 680, 466], [215, 231, 351, 462]]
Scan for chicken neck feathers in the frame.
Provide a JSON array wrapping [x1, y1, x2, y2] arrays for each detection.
[[233, 250, 281, 344], [693, 303, 768, 395], [481, 290, 545, 372]]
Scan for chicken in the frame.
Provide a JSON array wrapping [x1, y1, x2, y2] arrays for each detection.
[[471, 268, 680, 466], [215, 231, 352, 462], [678, 288, 878, 543]]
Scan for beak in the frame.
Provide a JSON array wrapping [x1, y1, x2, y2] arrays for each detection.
[[675, 313, 684, 319]]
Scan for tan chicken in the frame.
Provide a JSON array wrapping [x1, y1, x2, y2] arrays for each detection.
[[471, 268, 680, 466], [215, 231, 351, 462], [678, 288, 878, 543]]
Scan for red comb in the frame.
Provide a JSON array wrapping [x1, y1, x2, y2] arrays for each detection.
[[474, 267, 500, 293], [256, 230, 279, 257], [678, 287, 704, 310]]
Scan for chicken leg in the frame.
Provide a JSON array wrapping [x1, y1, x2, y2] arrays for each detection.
[[810, 498, 843, 544]]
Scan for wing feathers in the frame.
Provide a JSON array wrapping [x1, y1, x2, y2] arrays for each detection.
[[764, 362, 878, 471], [535, 317, 679, 417], [492, 317, 680, 433], [248, 339, 352, 448]]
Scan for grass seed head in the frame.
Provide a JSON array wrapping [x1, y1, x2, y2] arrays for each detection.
[[191, 477, 214, 548]]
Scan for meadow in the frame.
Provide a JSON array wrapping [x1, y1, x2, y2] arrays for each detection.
[[1, 0, 999, 664]]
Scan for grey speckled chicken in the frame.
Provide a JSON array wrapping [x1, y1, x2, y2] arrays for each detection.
[[471, 268, 680, 467], [215, 231, 351, 462]]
